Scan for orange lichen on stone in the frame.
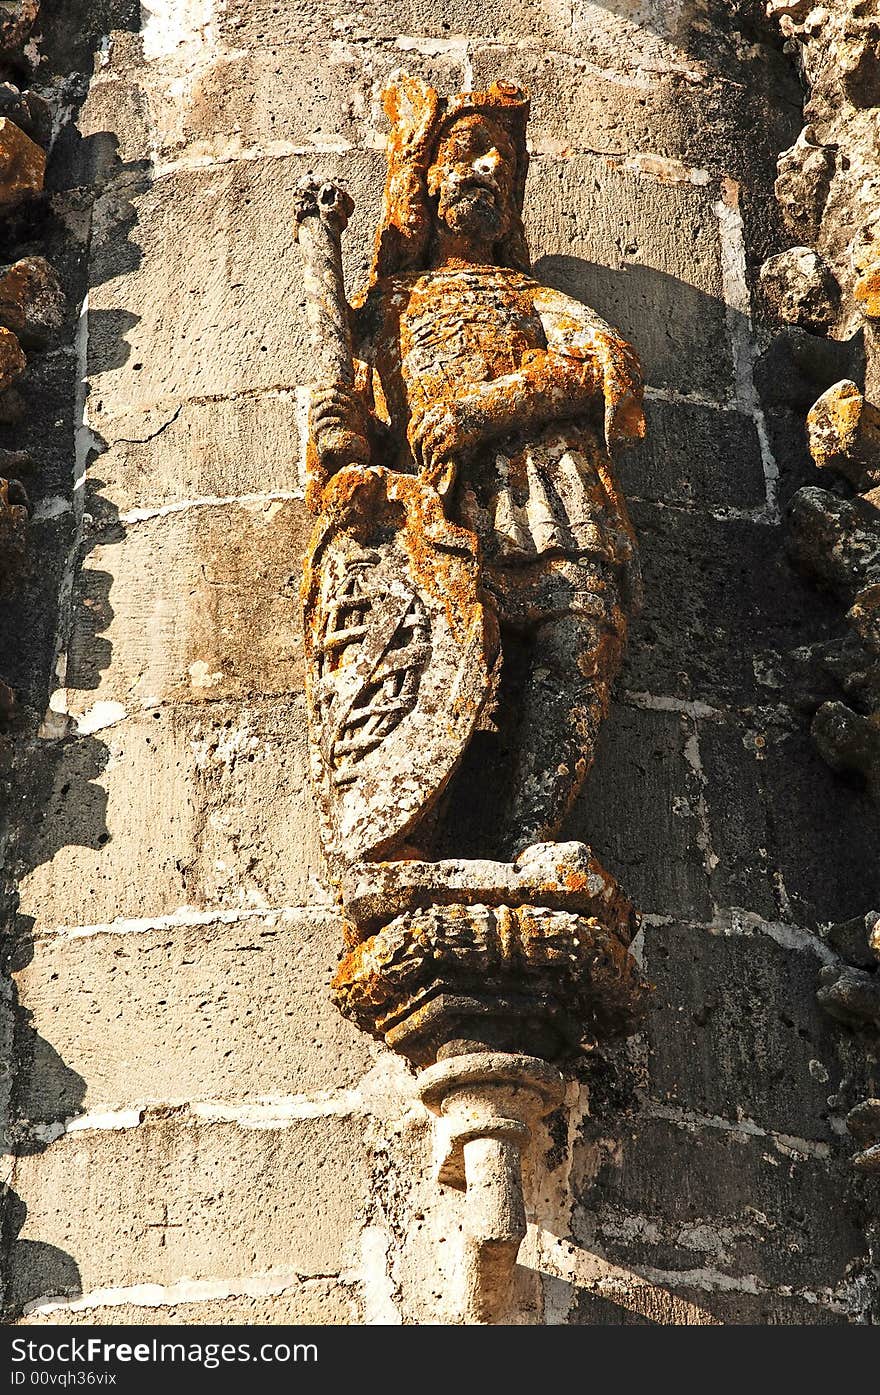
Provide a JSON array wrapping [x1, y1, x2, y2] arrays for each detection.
[[808, 379, 880, 489], [0, 256, 66, 347], [0, 117, 45, 210], [331, 898, 650, 1066], [853, 212, 880, 319], [295, 73, 647, 1095], [0, 325, 25, 392], [854, 265, 880, 319]]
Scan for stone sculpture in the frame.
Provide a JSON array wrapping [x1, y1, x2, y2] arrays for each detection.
[[294, 74, 647, 1322]]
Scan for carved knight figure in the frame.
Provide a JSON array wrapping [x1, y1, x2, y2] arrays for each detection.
[[294, 74, 649, 1323], [301, 76, 644, 875]]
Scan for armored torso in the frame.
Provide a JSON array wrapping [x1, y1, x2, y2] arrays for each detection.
[[362, 266, 637, 601]]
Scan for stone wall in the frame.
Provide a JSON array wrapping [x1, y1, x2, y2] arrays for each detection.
[[2, 0, 879, 1325]]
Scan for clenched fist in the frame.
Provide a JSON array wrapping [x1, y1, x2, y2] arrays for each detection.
[[309, 382, 371, 473]]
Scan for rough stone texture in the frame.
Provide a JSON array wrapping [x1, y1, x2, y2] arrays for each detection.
[[86, 152, 384, 438], [574, 703, 713, 922], [10, 911, 373, 1119], [0, 116, 44, 209], [526, 157, 731, 402], [92, 393, 303, 514], [763, 1, 880, 342], [2, 0, 878, 1330], [6, 1113, 369, 1312], [618, 399, 767, 511], [570, 1286, 848, 1325], [759, 245, 840, 333], [643, 920, 857, 1139], [572, 1114, 865, 1290], [19, 1280, 360, 1325], [10, 700, 324, 934], [0, 323, 24, 390], [0, 256, 66, 348], [66, 498, 311, 712], [816, 910, 880, 1171]]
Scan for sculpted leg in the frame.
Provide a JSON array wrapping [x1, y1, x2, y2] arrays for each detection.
[[495, 613, 624, 861]]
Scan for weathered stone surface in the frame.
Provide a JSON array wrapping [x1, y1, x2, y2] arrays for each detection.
[[826, 909, 880, 968], [3, 0, 877, 1332], [623, 503, 839, 708], [0, 323, 24, 390], [572, 1116, 866, 1290], [335, 897, 647, 1066], [219, 0, 573, 46], [12, 700, 324, 935], [0, 348, 77, 504], [570, 703, 712, 922], [618, 398, 766, 511], [817, 959, 880, 1032], [0, 83, 51, 148], [0, 256, 66, 348], [759, 246, 840, 334], [816, 911, 880, 1173], [570, 1286, 847, 1326], [852, 210, 880, 320], [87, 153, 384, 438], [19, 1280, 360, 1325], [812, 701, 880, 796], [787, 472, 880, 794], [0, 469, 27, 594], [91, 393, 302, 514], [774, 125, 835, 247], [10, 910, 371, 1120], [6, 1113, 369, 1313], [696, 716, 779, 920], [342, 841, 634, 934], [65, 498, 310, 713], [0, 116, 45, 209], [788, 486, 880, 601], [0, 513, 73, 723], [88, 32, 466, 162], [807, 379, 880, 490], [644, 921, 850, 1138], [765, 3, 880, 339], [700, 716, 880, 925], [526, 157, 730, 401]]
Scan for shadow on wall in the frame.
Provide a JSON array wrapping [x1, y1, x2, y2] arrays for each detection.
[[539, 253, 880, 927], [1, 32, 147, 1316]]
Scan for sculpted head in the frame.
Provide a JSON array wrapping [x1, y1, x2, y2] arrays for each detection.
[[426, 112, 518, 247], [359, 75, 531, 294]]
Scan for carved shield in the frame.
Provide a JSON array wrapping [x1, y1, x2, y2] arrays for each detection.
[[302, 466, 496, 872]]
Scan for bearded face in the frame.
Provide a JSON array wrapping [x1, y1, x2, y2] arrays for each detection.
[[426, 113, 517, 246]]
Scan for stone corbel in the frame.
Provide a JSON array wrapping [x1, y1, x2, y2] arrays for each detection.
[[331, 849, 648, 1320]]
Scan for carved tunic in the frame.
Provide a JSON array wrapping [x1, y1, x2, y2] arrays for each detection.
[[358, 265, 638, 625]]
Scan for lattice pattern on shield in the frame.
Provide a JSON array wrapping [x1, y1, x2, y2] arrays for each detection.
[[316, 557, 432, 785]]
